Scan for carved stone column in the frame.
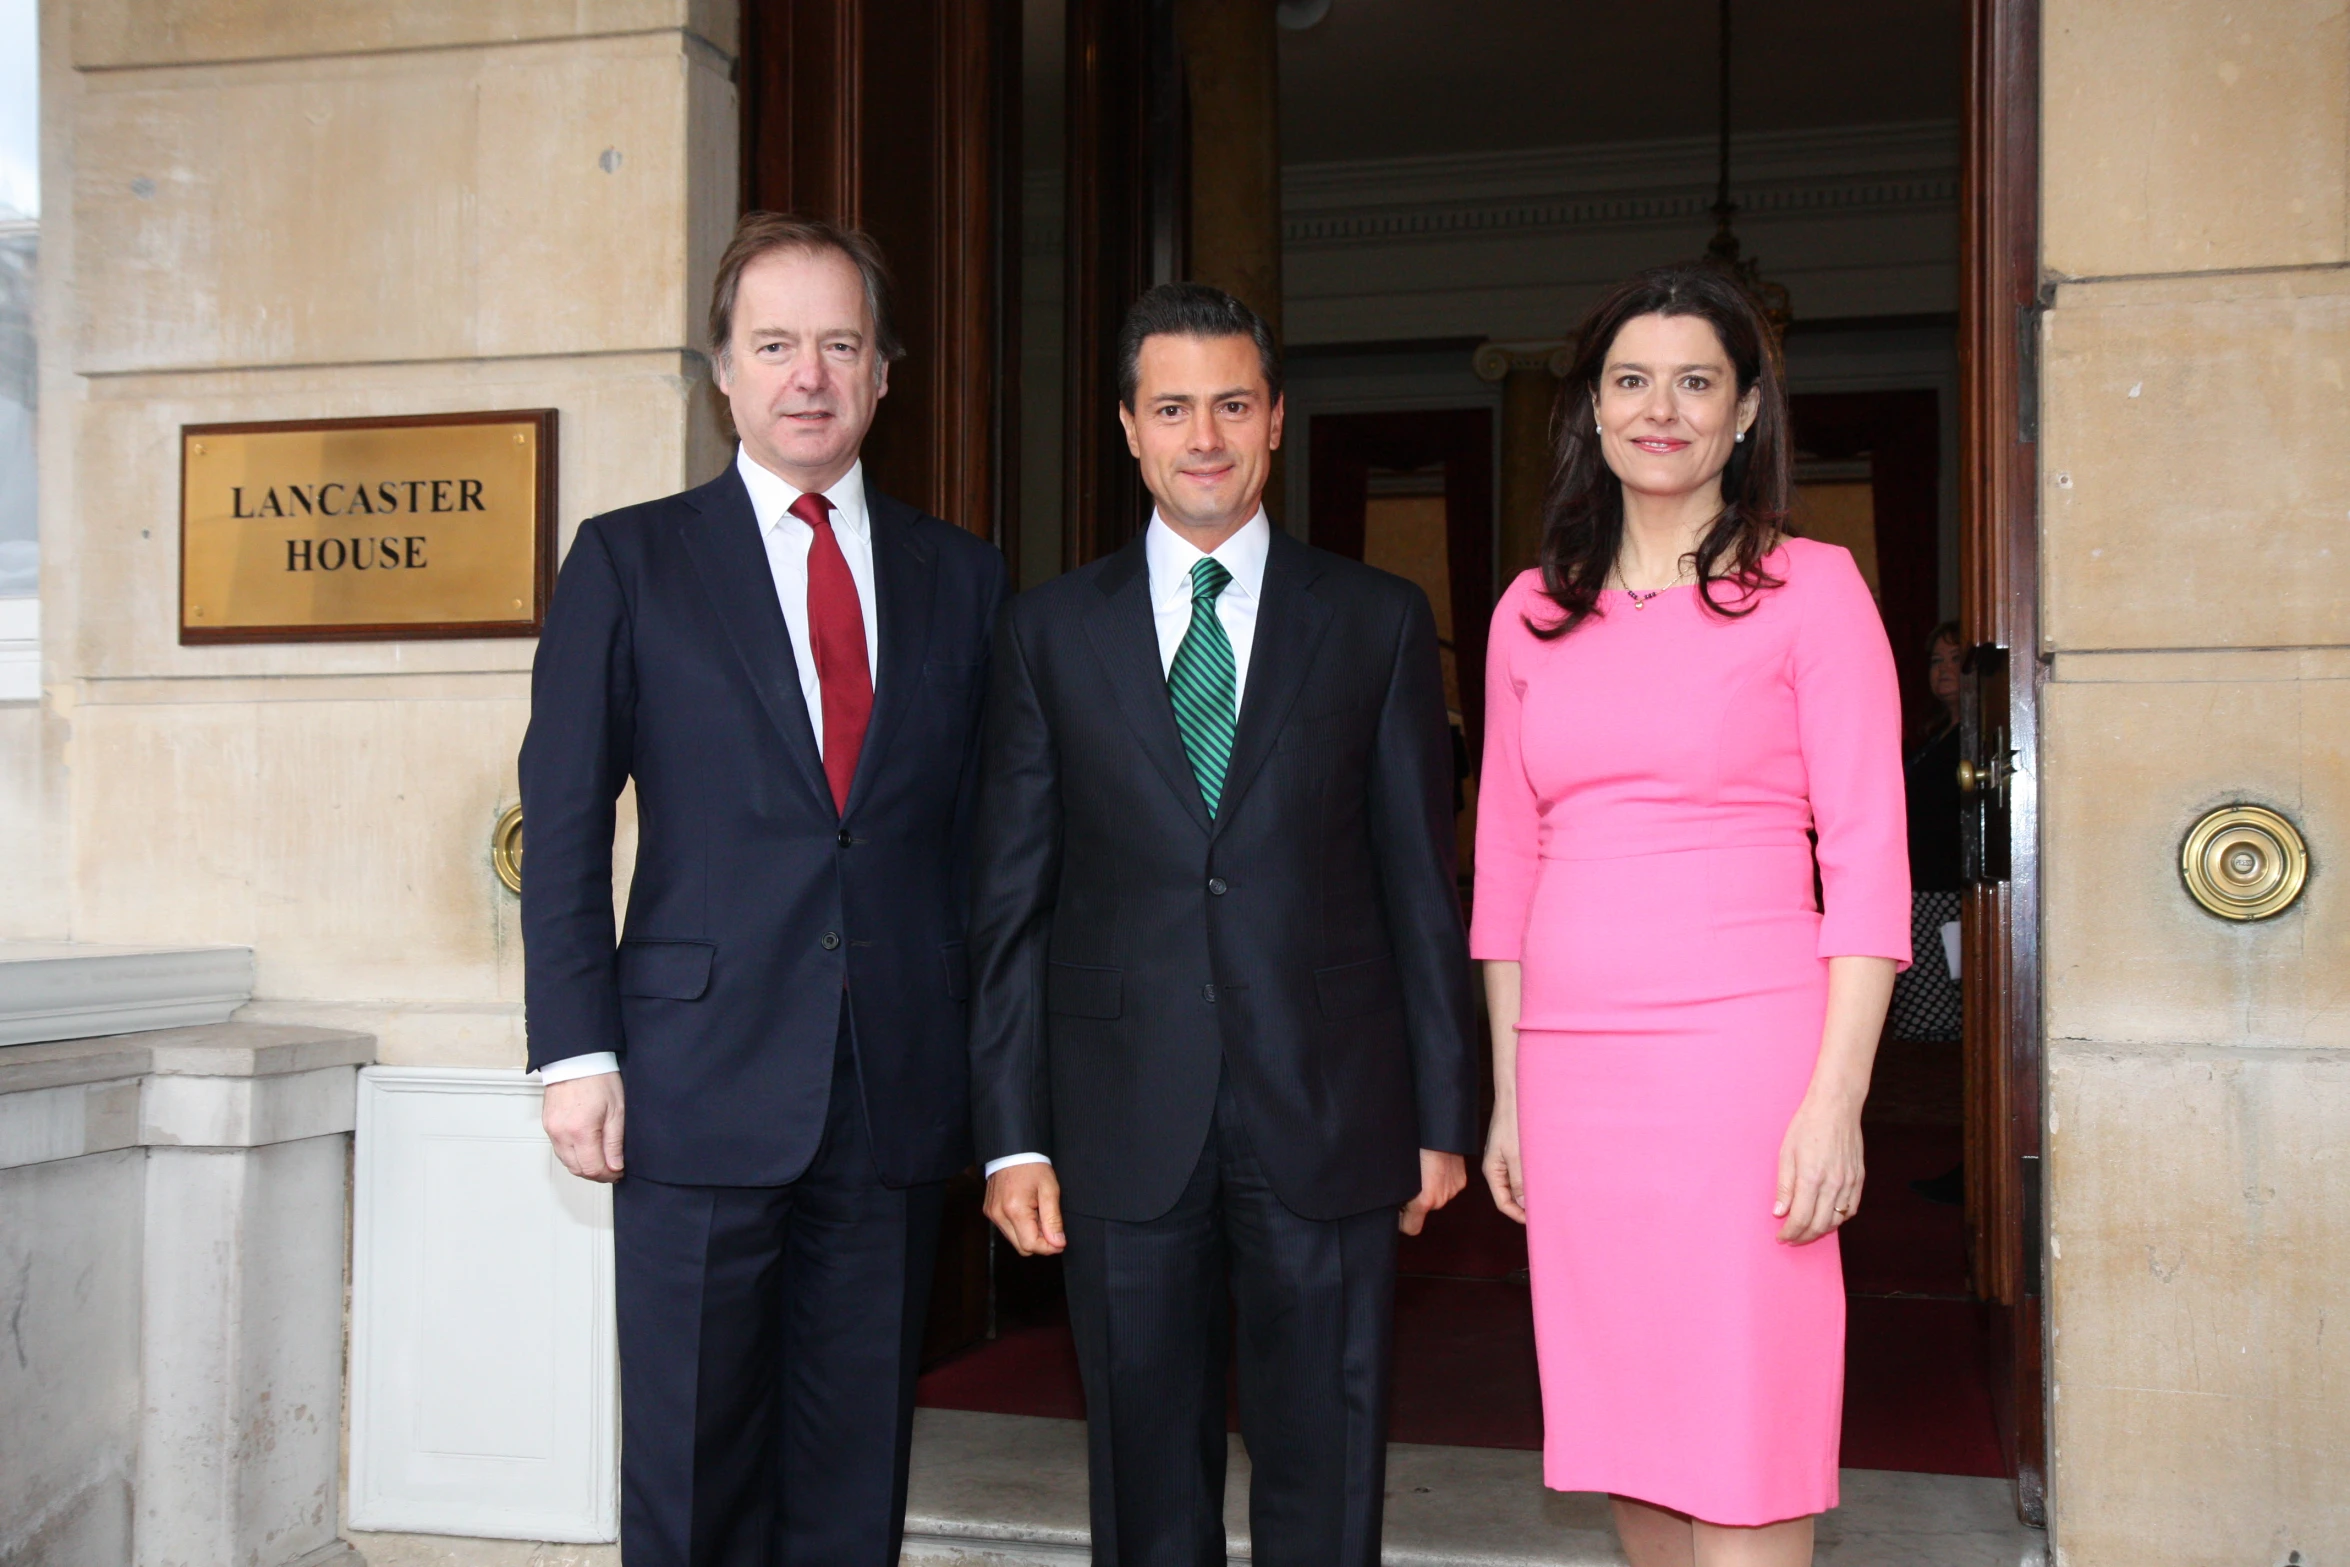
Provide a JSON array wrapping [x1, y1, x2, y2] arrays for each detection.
[[1475, 342, 1573, 579]]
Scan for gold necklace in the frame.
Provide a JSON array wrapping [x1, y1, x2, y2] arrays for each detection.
[[1612, 561, 1686, 610]]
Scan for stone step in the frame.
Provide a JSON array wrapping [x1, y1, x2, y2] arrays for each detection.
[[0, 942, 254, 1047], [900, 1410, 2045, 1567]]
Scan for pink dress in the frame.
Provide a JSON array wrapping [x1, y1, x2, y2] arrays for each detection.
[[1469, 539, 1911, 1526]]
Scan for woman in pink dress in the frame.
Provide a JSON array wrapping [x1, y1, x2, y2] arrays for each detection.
[[1473, 265, 1909, 1567]]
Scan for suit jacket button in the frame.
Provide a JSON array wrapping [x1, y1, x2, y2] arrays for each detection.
[[821, 931, 842, 951], [1207, 877, 1228, 896], [1200, 983, 1217, 1004], [837, 829, 854, 848]]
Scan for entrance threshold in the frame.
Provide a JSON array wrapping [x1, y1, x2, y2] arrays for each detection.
[[902, 1410, 2046, 1566]]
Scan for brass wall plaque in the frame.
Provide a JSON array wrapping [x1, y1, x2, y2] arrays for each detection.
[[180, 410, 557, 643]]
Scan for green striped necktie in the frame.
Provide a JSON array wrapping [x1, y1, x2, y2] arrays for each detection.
[[1167, 557, 1238, 818]]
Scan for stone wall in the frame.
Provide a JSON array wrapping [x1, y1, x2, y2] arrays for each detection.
[[19, 0, 737, 1062], [2039, 2, 2350, 1561]]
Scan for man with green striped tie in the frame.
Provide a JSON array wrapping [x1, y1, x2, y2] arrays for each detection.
[[968, 282, 1479, 1567]]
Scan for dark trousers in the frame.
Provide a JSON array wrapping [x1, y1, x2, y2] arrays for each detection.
[[1062, 1071, 1399, 1567], [612, 1019, 944, 1567]]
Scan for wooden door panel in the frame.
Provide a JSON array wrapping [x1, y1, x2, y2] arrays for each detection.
[[1062, 0, 1187, 566], [741, 0, 1008, 542], [1958, 0, 2045, 1524], [740, 0, 1014, 1366]]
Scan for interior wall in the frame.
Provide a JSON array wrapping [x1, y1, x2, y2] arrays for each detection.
[[24, 0, 738, 1063], [1275, 123, 1961, 614], [1283, 120, 1959, 346], [2037, 2, 2350, 1561]]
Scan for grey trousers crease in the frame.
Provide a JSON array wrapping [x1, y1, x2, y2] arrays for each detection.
[[1061, 1069, 1400, 1567]]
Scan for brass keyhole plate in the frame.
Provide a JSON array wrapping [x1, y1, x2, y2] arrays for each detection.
[[2180, 804, 2307, 921], [492, 804, 524, 895]]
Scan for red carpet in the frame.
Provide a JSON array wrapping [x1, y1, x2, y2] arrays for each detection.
[[918, 1123, 2002, 1477]]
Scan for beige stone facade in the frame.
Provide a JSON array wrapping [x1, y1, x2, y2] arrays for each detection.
[[16, 0, 731, 1075], [2040, 1, 2350, 1560], [8, 0, 2348, 1562]]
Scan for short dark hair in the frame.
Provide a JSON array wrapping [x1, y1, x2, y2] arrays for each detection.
[[708, 211, 905, 374], [1115, 283, 1282, 408]]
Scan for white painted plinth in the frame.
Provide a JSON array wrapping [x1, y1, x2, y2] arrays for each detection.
[[349, 1068, 618, 1544], [0, 942, 256, 1046]]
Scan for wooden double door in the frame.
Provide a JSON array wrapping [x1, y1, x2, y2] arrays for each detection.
[[741, 0, 1181, 574], [735, 0, 2051, 1524]]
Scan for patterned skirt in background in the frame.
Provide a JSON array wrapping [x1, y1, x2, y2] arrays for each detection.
[[1887, 889, 1964, 1042]]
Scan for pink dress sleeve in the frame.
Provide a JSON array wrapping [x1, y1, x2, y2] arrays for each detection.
[[1469, 576, 1543, 961], [1791, 546, 1914, 968]]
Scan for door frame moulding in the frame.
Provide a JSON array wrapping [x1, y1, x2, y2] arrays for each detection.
[[1957, 0, 2046, 1527]]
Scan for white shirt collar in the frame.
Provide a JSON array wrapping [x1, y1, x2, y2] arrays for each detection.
[[1145, 509, 1271, 609], [736, 445, 870, 539]]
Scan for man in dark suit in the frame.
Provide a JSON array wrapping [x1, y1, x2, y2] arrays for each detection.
[[967, 284, 1479, 1567], [521, 212, 1005, 1567]]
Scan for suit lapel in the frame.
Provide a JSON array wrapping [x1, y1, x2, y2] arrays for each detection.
[[677, 469, 833, 812], [1213, 530, 1331, 837], [1083, 538, 1214, 836], [842, 485, 937, 818]]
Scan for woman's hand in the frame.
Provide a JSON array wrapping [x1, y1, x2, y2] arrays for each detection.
[[1483, 1099, 1528, 1224], [1775, 954, 1895, 1243], [1775, 1092, 1866, 1243]]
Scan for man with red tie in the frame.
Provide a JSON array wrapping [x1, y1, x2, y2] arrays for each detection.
[[520, 213, 1006, 1567]]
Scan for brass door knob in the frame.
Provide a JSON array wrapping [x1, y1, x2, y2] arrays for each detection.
[[2181, 805, 2307, 921], [1957, 757, 2009, 797], [492, 804, 524, 895]]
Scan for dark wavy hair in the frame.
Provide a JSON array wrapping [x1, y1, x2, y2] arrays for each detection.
[[1527, 264, 1792, 638]]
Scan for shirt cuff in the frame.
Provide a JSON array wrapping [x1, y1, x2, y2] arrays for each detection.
[[535, 1052, 621, 1084], [983, 1152, 1051, 1178]]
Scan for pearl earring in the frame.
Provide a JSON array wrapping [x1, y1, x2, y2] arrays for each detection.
[[1735, 430, 1746, 443], [1595, 421, 1604, 435]]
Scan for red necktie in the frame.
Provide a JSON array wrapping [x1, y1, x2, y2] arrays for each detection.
[[792, 492, 872, 814]]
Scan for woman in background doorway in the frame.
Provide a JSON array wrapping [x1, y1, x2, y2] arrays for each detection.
[[1475, 265, 1910, 1566], [1895, 622, 1968, 1202]]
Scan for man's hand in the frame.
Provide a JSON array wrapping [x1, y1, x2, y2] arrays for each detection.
[[984, 1162, 1067, 1255], [543, 1072, 626, 1183], [1399, 1148, 1467, 1236]]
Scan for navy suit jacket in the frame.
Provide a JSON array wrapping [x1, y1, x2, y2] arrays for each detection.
[[967, 530, 1480, 1222], [519, 464, 1008, 1188]]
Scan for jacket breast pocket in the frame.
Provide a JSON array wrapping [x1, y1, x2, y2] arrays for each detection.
[[1046, 962, 1123, 1020], [616, 939, 715, 1000], [1313, 955, 1399, 1020], [940, 941, 971, 1002]]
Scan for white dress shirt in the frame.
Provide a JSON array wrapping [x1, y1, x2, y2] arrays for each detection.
[[739, 446, 884, 755], [981, 507, 1273, 1177], [537, 447, 885, 1087]]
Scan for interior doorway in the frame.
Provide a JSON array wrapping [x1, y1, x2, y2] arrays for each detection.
[[729, 0, 2046, 1529]]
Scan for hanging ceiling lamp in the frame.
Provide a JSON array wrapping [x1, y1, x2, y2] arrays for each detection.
[[1700, 0, 1792, 342]]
